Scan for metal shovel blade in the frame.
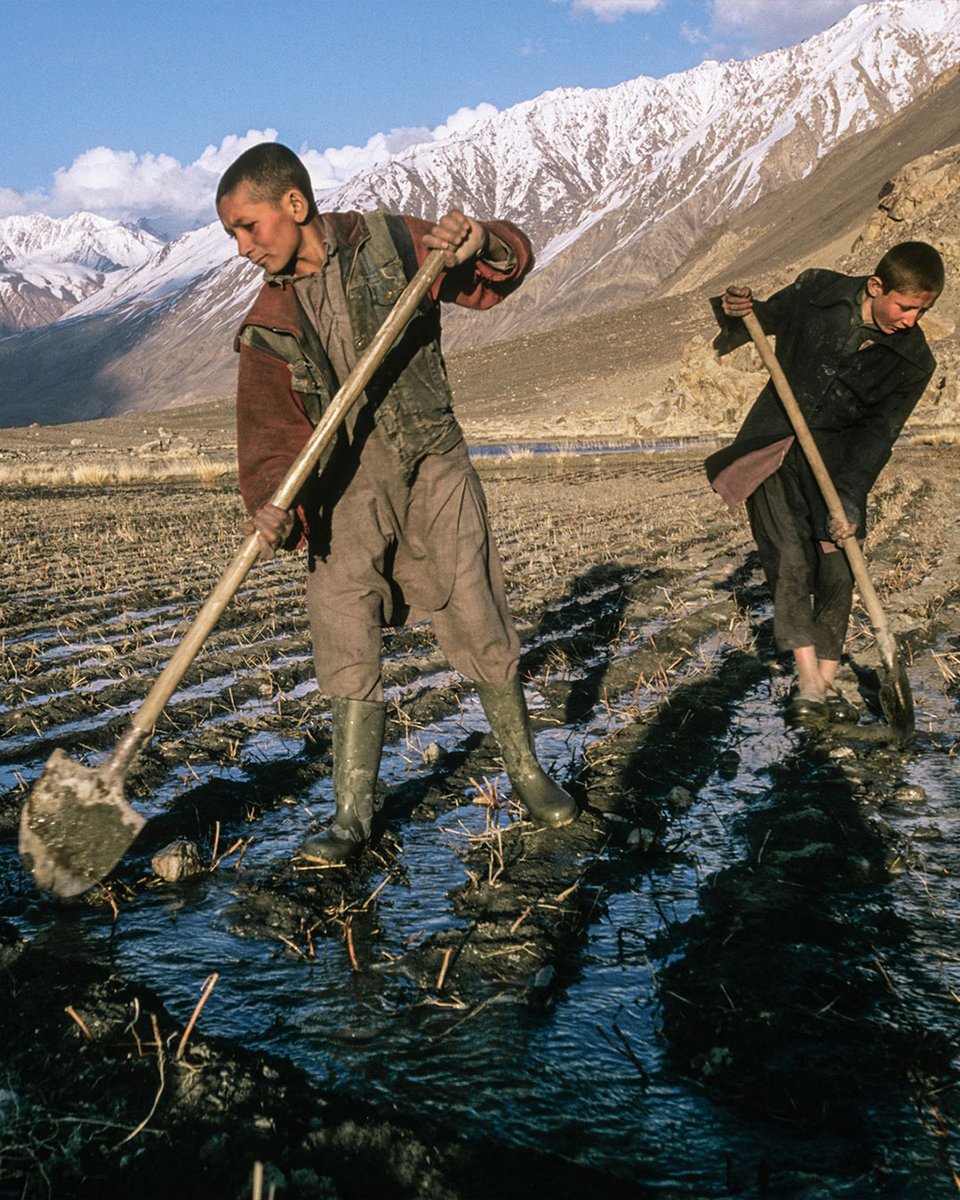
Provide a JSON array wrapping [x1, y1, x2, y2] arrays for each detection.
[[878, 642, 915, 743], [18, 748, 146, 898]]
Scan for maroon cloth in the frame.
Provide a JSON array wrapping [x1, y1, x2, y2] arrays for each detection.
[[710, 435, 794, 508]]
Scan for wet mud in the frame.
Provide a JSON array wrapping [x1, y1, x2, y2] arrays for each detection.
[[1, 448, 959, 1198]]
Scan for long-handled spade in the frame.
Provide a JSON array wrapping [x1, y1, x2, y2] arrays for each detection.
[[20, 249, 446, 898], [742, 311, 915, 742]]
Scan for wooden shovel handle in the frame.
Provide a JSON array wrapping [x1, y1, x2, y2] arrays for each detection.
[[742, 311, 899, 672], [111, 249, 446, 773]]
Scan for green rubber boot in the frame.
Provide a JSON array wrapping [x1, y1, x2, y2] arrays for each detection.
[[475, 677, 577, 828], [300, 697, 386, 864]]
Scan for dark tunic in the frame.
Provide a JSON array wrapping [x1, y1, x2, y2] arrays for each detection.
[[705, 268, 935, 538]]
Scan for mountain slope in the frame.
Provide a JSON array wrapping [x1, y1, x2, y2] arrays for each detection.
[[0, 213, 161, 336], [447, 66, 960, 443], [1, 0, 959, 426]]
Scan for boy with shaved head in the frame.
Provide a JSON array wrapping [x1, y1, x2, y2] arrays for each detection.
[[217, 143, 577, 863]]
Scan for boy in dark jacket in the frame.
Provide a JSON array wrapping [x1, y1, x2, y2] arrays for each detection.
[[216, 143, 577, 863], [705, 241, 943, 721]]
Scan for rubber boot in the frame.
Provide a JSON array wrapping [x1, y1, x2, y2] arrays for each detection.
[[300, 697, 386, 864], [475, 677, 577, 828]]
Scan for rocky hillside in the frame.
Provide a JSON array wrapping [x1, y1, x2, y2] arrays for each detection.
[[443, 66, 960, 447]]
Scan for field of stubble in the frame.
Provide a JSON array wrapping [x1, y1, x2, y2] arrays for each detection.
[[1, 447, 959, 1198]]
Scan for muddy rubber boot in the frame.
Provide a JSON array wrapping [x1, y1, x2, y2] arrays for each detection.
[[475, 677, 577, 828], [300, 697, 386, 864]]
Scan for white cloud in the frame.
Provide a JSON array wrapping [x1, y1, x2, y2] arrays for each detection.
[[37, 130, 277, 234], [0, 187, 28, 217], [680, 20, 708, 45], [568, 0, 664, 17], [709, 0, 861, 46], [300, 103, 498, 192], [5, 105, 500, 237]]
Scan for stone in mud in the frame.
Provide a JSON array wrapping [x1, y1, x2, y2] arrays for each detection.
[[423, 741, 444, 765], [910, 824, 943, 841], [892, 785, 927, 805], [151, 839, 204, 882], [696, 1046, 733, 1077], [532, 965, 556, 991], [666, 786, 695, 813], [627, 826, 657, 851], [717, 750, 740, 779]]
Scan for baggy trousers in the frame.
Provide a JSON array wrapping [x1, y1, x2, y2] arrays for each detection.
[[746, 449, 854, 661], [304, 438, 520, 701]]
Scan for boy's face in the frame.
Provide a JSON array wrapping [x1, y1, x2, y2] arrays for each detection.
[[217, 182, 305, 274], [864, 276, 939, 334]]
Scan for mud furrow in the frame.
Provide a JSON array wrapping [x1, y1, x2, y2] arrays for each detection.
[[3, 447, 960, 1198]]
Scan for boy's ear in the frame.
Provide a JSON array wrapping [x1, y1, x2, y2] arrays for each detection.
[[866, 275, 884, 297], [284, 188, 312, 223]]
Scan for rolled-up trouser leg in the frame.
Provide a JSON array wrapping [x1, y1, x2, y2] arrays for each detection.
[[747, 469, 821, 654], [748, 466, 855, 660]]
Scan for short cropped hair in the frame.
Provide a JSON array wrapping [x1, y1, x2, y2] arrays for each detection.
[[874, 241, 945, 295], [216, 142, 318, 220]]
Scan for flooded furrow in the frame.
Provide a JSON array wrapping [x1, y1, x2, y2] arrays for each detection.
[[2, 449, 959, 1197]]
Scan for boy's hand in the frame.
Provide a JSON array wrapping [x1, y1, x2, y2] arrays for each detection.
[[425, 210, 488, 268], [245, 503, 294, 559], [722, 285, 754, 318], [827, 514, 858, 544]]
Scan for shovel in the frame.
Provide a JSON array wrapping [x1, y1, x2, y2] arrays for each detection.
[[19, 248, 446, 898], [743, 311, 914, 741]]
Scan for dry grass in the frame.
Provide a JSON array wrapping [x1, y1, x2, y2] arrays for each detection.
[[0, 455, 234, 487], [909, 426, 960, 446]]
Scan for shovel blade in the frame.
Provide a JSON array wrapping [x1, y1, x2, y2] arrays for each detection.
[[878, 650, 915, 744], [19, 748, 146, 898]]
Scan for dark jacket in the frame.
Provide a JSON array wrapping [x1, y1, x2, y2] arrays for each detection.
[[233, 210, 533, 517], [704, 268, 935, 532]]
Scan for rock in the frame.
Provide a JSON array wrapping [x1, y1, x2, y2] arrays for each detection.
[[151, 839, 204, 882], [532, 965, 556, 991], [892, 785, 927, 805], [666, 785, 695, 813], [627, 826, 657, 851], [717, 750, 740, 779], [697, 1046, 733, 1077]]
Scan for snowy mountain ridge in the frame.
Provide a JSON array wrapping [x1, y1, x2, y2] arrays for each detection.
[[2, 0, 959, 424], [0, 211, 163, 334]]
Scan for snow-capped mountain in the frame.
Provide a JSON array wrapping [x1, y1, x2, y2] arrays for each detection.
[[2, 0, 959, 426], [0, 212, 162, 335]]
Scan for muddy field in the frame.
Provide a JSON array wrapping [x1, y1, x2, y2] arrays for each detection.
[[1, 446, 959, 1198]]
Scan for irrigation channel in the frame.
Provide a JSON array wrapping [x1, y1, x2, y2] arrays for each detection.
[[1, 446, 959, 1198]]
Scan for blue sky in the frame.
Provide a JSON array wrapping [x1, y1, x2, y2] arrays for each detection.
[[3, 0, 866, 231]]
